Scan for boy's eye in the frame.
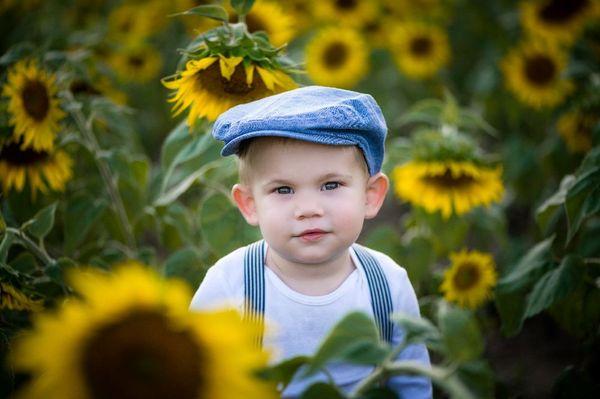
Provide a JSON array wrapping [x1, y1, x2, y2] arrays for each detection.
[[322, 182, 340, 191], [276, 186, 293, 194]]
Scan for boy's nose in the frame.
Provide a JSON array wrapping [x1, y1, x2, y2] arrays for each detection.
[[293, 197, 324, 219]]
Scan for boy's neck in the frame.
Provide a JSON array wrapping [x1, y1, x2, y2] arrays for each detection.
[[265, 248, 356, 296]]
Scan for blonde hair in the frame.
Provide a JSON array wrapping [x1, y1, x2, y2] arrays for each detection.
[[237, 137, 369, 184]]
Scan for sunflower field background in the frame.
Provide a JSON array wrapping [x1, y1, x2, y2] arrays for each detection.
[[1, 0, 599, 398]]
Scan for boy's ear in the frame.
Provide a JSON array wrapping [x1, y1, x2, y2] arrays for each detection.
[[365, 172, 389, 219], [232, 184, 259, 226]]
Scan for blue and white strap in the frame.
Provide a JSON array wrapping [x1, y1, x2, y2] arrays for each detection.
[[243, 240, 394, 345], [243, 240, 267, 346]]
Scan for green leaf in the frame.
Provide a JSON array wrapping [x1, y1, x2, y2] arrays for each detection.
[[199, 191, 261, 256], [0, 211, 5, 234], [565, 170, 600, 244], [163, 247, 207, 288], [305, 312, 386, 377], [63, 194, 108, 254], [25, 202, 57, 240], [494, 289, 527, 337], [496, 236, 555, 292], [258, 356, 310, 390], [9, 252, 39, 274], [171, 5, 228, 22], [536, 175, 576, 234], [299, 383, 345, 399], [231, 0, 255, 16], [523, 255, 584, 319], [391, 312, 442, 350], [358, 387, 398, 399], [437, 302, 483, 363]]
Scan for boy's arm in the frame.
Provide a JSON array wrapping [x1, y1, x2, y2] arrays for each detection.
[[387, 269, 433, 398]]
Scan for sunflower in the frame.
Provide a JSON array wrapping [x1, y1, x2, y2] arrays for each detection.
[[305, 27, 369, 88], [1, 282, 43, 312], [163, 56, 297, 125], [2, 60, 65, 151], [11, 264, 277, 399], [392, 160, 504, 219], [501, 41, 574, 109], [521, 0, 599, 44], [0, 139, 73, 197], [385, 0, 449, 22], [107, 3, 158, 43], [389, 22, 450, 80], [108, 44, 163, 84], [440, 249, 497, 309], [228, 0, 296, 47], [557, 110, 596, 153], [312, 0, 379, 28], [284, 0, 315, 33]]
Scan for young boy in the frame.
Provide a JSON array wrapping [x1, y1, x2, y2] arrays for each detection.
[[190, 86, 432, 398]]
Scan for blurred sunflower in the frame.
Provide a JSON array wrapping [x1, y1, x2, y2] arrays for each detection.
[[305, 27, 369, 88], [1, 281, 43, 312], [363, 15, 394, 49], [2, 60, 65, 151], [163, 56, 297, 125], [11, 263, 277, 399], [228, 0, 296, 47], [107, 3, 157, 43], [312, 0, 379, 28], [109, 44, 163, 84], [392, 160, 504, 219], [440, 249, 497, 309], [521, 0, 599, 44], [501, 41, 573, 109], [389, 22, 450, 80], [388, 0, 449, 22], [557, 110, 596, 153], [0, 139, 73, 197], [285, 0, 314, 33]]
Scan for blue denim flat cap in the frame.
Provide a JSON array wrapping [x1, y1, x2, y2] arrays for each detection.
[[212, 85, 387, 175]]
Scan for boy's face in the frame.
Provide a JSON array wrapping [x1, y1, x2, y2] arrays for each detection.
[[232, 140, 388, 266]]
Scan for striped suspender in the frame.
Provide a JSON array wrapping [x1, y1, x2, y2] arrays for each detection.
[[243, 241, 394, 344], [243, 240, 266, 346], [352, 245, 395, 344]]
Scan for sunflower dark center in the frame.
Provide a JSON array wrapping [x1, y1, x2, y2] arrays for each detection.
[[245, 14, 266, 34], [323, 42, 348, 68], [336, 0, 357, 10], [539, 0, 588, 24], [453, 263, 481, 290], [81, 310, 203, 399], [524, 54, 556, 86], [0, 141, 49, 165], [194, 62, 267, 97], [128, 55, 145, 68], [22, 80, 50, 121], [423, 169, 476, 188], [410, 37, 433, 57]]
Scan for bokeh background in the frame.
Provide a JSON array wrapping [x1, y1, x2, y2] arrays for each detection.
[[1, 1, 599, 398]]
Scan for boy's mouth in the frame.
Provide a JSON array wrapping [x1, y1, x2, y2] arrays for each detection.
[[296, 229, 328, 241]]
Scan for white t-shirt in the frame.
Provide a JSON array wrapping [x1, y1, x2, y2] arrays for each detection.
[[190, 243, 432, 398]]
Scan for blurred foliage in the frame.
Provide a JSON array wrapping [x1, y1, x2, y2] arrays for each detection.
[[1, 0, 599, 398]]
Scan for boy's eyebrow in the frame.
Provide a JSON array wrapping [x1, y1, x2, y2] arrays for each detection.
[[262, 173, 354, 186]]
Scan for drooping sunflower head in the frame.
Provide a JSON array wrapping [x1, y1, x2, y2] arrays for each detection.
[[312, 0, 379, 28], [227, 0, 296, 47], [521, 0, 599, 44], [557, 109, 597, 153], [11, 264, 277, 399], [2, 60, 65, 151], [305, 26, 369, 88], [389, 22, 450, 79], [392, 159, 504, 219], [163, 56, 297, 125], [0, 138, 73, 198], [440, 249, 497, 309], [501, 40, 574, 109], [108, 43, 163, 84]]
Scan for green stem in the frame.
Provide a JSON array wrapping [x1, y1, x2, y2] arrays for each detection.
[[6, 227, 55, 267], [63, 92, 137, 250]]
